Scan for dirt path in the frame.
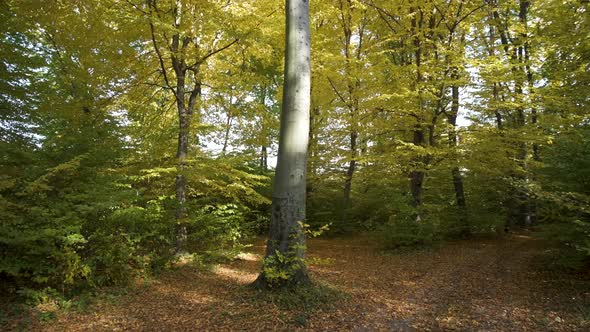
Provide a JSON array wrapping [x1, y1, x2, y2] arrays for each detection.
[[27, 234, 590, 331]]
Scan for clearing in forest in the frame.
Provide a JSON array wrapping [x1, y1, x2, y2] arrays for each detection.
[[13, 234, 590, 331]]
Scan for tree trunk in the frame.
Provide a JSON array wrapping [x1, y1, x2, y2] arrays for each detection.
[[222, 115, 232, 154], [254, 0, 311, 288], [510, 0, 533, 228], [489, 0, 531, 231], [341, 131, 357, 225], [260, 85, 268, 172], [174, 69, 190, 252], [410, 127, 425, 214], [408, 4, 426, 222], [306, 106, 319, 203], [448, 83, 469, 235], [260, 146, 267, 171], [222, 92, 234, 154], [521, 0, 538, 226], [147, 1, 235, 252]]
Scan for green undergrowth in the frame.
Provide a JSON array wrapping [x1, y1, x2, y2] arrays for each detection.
[[535, 221, 590, 271], [0, 284, 134, 331], [0, 249, 240, 331]]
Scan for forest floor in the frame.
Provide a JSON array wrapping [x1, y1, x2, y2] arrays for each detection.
[[7, 233, 590, 331]]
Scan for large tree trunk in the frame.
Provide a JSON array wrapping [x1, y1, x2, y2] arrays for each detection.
[[254, 0, 311, 288]]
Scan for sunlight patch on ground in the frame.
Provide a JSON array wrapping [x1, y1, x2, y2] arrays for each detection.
[[213, 266, 258, 284], [379, 297, 419, 317], [234, 252, 260, 262], [184, 294, 216, 305]]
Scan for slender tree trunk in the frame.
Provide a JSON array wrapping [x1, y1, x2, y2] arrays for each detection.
[[254, 0, 311, 288], [407, 5, 426, 221], [222, 115, 232, 154], [448, 82, 469, 235], [341, 131, 357, 225], [334, 1, 364, 227], [174, 68, 190, 252], [410, 127, 425, 215], [512, 0, 533, 227], [147, 1, 235, 251], [173, 71, 201, 252], [493, 84, 503, 130], [307, 106, 319, 203], [222, 92, 234, 154], [260, 146, 267, 171], [521, 0, 538, 225], [259, 85, 268, 172], [489, 1, 532, 230]]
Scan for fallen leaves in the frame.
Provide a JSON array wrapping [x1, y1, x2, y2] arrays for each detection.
[[15, 234, 590, 331]]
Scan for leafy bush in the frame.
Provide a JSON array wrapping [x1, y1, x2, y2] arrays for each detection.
[[0, 149, 272, 295], [535, 126, 590, 270], [537, 220, 590, 270], [188, 204, 251, 256], [379, 215, 436, 250]]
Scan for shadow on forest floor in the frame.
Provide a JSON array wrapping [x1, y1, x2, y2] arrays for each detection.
[[6, 233, 590, 331]]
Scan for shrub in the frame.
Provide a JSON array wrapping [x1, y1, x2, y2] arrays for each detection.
[[537, 220, 590, 270], [379, 215, 436, 250]]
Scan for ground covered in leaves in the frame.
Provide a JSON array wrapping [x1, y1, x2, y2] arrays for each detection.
[[5, 233, 590, 331]]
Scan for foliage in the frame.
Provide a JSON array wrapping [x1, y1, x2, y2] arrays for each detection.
[[379, 217, 437, 250], [258, 222, 328, 288], [535, 126, 590, 269], [537, 221, 590, 270]]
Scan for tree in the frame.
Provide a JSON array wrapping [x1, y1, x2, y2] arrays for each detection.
[[255, 0, 311, 288], [141, 0, 239, 251]]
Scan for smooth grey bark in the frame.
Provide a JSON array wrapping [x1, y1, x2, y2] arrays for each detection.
[[254, 0, 311, 288]]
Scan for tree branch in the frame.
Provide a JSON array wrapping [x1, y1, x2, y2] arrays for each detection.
[[148, 8, 176, 97]]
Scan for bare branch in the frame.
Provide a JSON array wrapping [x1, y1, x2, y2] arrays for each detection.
[[327, 77, 348, 106], [147, 2, 176, 97], [198, 38, 240, 64]]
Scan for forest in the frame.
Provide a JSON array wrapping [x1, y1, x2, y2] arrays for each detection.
[[1, 0, 589, 330]]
